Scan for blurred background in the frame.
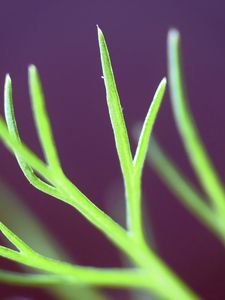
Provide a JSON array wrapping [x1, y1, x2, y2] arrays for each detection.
[[0, 1, 225, 299]]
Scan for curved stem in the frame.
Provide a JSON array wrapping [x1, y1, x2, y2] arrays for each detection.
[[52, 174, 200, 300], [167, 29, 225, 218]]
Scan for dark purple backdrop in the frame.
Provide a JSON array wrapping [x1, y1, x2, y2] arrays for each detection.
[[0, 1, 225, 299]]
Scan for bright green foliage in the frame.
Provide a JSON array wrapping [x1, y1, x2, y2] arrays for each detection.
[[98, 27, 166, 242], [147, 29, 225, 246], [133, 78, 167, 176], [0, 28, 200, 300], [4, 74, 61, 198], [167, 29, 225, 218]]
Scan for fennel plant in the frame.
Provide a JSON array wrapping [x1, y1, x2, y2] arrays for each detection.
[[0, 27, 214, 300], [148, 29, 225, 246]]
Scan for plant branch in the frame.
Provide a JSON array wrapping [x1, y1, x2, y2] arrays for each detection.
[[28, 65, 62, 172], [0, 28, 201, 300], [4, 74, 63, 199], [0, 270, 149, 289], [168, 29, 225, 218], [0, 231, 199, 300]]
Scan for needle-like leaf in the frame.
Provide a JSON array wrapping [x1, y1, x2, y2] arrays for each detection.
[[133, 78, 166, 176], [28, 65, 62, 172], [97, 27, 133, 180], [168, 29, 225, 217], [4, 74, 62, 198], [97, 26, 137, 234]]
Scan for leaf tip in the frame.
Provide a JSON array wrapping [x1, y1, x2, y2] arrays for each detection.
[[161, 77, 167, 88], [28, 64, 38, 79], [155, 77, 167, 97], [5, 74, 11, 85], [96, 24, 102, 35], [168, 28, 180, 45], [97, 25, 105, 46], [4, 74, 12, 106]]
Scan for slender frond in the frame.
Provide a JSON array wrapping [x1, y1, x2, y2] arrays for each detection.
[[168, 29, 225, 217], [4, 74, 62, 198], [28, 65, 62, 171], [133, 78, 166, 176]]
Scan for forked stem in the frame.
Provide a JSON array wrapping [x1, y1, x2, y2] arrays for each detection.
[[0, 28, 201, 300], [54, 172, 199, 300]]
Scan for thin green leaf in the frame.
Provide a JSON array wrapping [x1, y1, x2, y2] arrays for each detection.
[[97, 27, 133, 180], [133, 78, 167, 176], [98, 26, 142, 238], [168, 29, 225, 216], [4, 74, 63, 199], [147, 138, 225, 243], [28, 65, 62, 172], [0, 29, 201, 300], [3, 85, 125, 241], [0, 118, 131, 255]]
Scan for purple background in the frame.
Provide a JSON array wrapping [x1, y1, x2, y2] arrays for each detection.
[[0, 1, 225, 299]]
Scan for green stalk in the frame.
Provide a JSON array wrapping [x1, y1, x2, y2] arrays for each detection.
[[0, 220, 199, 300], [0, 27, 201, 300], [168, 29, 225, 218], [0, 117, 199, 299]]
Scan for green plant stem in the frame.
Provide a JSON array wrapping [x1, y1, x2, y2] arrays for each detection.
[[0, 119, 129, 250], [127, 240, 199, 300], [0, 239, 199, 300], [0, 27, 201, 300], [28, 65, 62, 173], [98, 28, 166, 245], [51, 172, 198, 300], [0, 252, 148, 289], [97, 27, 134, 232], [168, 29, 225, 218], [4, 75, 62, 199], [127, 175, 143, 242], [0, 271, 142, 288], [0, 150, 198, 300], [0, 87, 199, 300]]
